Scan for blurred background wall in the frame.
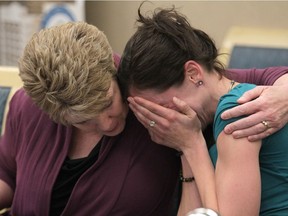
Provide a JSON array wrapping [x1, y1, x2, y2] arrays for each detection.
[[86, 1, 288, 55], [1, 1, 288, 66]]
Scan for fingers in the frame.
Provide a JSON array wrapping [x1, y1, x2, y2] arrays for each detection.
[[128, 99, 152, 128], [221, 86, 267, 120], [233, 127, 274, 142], [237, 86, 265, 104], [221, 100, 259, 120], [173, 97, 196, 117], [247, 129, 274, 142], [129, 96, 172, 119], [127, 97, 170, 131], [221, 84, 288, 140], [129, 102, 166, 143], [223, 112, 265, 134], [229, 120, 271, 138], [228, 119, 283, 142], [128, 97, 181, 148]]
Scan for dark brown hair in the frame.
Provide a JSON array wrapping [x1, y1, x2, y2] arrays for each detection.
[[118, 2, 225, 99]]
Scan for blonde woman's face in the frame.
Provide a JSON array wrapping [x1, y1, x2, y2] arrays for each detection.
[[70, 80, 129, 136]]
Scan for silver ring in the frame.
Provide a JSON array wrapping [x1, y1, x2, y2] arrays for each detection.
[[149, 120, 156, 127], [261, 120, 269, 129]]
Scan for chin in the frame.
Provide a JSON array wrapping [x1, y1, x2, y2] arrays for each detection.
[[106, 121, 126, 136]]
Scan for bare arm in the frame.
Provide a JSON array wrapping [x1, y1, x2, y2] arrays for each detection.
[[0, 179, 13, 210], [177, 156, 202, 216], [215, 132, 261, 215], [221, 73, 288, 141]]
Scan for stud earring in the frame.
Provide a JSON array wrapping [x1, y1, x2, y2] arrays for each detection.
[[197, 81, 203, 86]]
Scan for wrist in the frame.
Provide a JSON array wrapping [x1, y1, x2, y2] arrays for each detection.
[[180, 169, 195, 183]]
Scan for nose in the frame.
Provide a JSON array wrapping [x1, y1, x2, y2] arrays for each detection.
[[97, 114, 116, 129]]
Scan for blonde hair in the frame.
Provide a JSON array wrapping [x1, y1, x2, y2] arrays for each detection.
[[19, 22, 116, 125]]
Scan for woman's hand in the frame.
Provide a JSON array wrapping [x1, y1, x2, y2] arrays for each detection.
[[127, 96, 203, 152], [128, 96, 216, 210], [221, 85, 288, 141]]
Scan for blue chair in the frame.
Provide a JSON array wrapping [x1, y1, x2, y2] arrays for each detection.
[[219, 26, 288, 68], [0, 67, 22, 135], [0, 87, 11, 134]]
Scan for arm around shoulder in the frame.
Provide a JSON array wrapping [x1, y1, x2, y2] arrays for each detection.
[[227, 67, 288, 85]]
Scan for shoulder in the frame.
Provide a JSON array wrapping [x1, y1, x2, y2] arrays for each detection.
[[10, 88, 41, 115], [8, 88, 50, 128], [217, 83, 256, 114], [213, 83, 256, 140]]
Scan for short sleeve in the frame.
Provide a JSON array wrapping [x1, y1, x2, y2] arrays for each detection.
[[213, 84, 257, 141]]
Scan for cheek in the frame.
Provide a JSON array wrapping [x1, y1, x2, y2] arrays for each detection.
[[112, 99, 127, 115]]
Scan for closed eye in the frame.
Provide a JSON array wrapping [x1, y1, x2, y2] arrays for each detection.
[[73, 120, 88, 125]]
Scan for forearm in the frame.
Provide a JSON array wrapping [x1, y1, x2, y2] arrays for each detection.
[[182, 137, 218, 212], [177, 156, 202, 216], [227, 67, 288, 85]]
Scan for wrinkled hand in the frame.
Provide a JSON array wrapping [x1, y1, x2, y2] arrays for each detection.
[[221, 85, 288, 141], [127, 96, 204, 152]]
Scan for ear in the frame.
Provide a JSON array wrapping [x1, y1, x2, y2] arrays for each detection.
[[184, 60, 203, 84]]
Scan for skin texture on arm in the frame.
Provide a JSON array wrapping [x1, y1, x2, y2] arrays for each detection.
[[215, 132, 261, 215], [177, 155, 202, 216], [182, 138, 217, 212], [0, 179, 13, 209], [222, 71, 288, 141]]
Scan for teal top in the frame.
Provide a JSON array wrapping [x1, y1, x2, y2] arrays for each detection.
[[209, 83, 288, 215]]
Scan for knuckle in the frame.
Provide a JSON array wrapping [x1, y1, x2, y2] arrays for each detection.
[[161, 121, 170, 130], [169, 112, 177, 120], [257, 124, 265, 133], [227, 124, 237, 132]]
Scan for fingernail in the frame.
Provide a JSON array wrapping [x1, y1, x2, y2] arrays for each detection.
[[224, 127, 231, 134], [173, 97, 179, 102], [234, 135, 239, 139], [221, 114, 227, 120]]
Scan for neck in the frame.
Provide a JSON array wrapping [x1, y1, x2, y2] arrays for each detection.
[[212, 76, 238, 100], [69, 127, 103, 159], [204, 76, 238, 122]]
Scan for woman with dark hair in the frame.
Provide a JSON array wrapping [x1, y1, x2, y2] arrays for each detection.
[[118, 4, 288, 215]]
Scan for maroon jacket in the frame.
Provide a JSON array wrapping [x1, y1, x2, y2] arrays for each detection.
[[0, 89, 180, 215]]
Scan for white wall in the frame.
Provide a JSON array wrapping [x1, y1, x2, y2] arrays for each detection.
[[86, 1, 288, 55]]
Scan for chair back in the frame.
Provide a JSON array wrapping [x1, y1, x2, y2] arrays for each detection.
[[0, 66, 22, 135], [219, 26, 288, 68]]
